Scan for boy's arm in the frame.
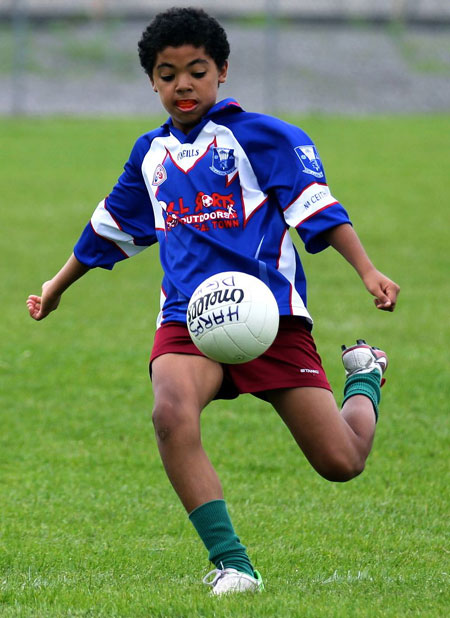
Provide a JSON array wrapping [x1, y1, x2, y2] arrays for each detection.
[[322, 223, 400, 312], [27, 253, 90, 321]]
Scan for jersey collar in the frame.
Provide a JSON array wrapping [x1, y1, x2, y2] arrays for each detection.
[[162, 98, 244, 142], [205, 98, 244, 117]]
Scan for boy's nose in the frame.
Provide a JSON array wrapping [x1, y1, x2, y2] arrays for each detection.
[[175, 74, 193, 92]]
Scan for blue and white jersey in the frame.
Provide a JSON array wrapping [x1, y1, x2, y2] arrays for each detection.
[[74, 99, 351, 327]]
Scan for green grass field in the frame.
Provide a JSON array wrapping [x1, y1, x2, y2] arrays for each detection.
[[1, 114, 449, 617]]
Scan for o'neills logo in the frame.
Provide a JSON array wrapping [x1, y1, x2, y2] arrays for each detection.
[[177, 148, 200, 161], [187, 287, 244, 322]]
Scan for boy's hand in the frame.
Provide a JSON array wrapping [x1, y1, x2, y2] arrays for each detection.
[[26, 253, 89, 322], [27, 281, 61, 321], [362, 269, 400, 312]]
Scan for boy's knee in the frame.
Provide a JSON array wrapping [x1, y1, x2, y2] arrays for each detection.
[[152, 397, 198, 444], [314, 452, 365, 483], [152, 399, 177, 441]]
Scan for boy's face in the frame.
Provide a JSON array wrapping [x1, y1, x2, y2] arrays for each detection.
[[151, 45, 228, 134]]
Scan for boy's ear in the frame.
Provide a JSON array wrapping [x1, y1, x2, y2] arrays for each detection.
[[218, 61, 229, 85], [149, 75, 157, 92]]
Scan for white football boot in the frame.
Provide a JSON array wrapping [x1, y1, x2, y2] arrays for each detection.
[[203, 568, 264, 596], [341, 339, 388, 384]]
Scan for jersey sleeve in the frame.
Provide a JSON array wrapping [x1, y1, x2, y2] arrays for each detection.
[[243, 116, 351, 253], [74, 135, 157, 270]]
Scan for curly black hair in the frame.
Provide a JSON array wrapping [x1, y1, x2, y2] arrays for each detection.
[[138, 7, 230, 76]]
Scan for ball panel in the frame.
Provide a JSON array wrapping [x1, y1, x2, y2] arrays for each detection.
[[245, 299, 278, 344], [212, 324, 254, 363], [219, 321, 271, 364]]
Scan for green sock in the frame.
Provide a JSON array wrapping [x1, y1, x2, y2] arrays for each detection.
[[189, 499, 254, 577], [342, 369, 382, 421]]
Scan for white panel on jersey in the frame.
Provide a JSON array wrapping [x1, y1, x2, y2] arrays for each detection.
[[156, 286, 167, 329], [284, 183, 338, 228], [91, 200, 146, 258], [205, 121, 268, 224], [141, 137, 173, 231], [277, 229, 312, 322]]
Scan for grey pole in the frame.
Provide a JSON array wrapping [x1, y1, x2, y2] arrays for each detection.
[[265, 0, 280, 115], [11, 0, 28, 115]]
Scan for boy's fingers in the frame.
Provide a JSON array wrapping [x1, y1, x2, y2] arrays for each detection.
[[383, 282, 400, 308], [388, 282, 400, 302], [374, 288, 397, 311], [371, 278, 400, 312], [26, 296, 43, 320], [374, 298, 394, 311], [378, 287, 390, 302]]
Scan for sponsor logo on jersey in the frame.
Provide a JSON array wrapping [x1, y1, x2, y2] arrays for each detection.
[[177, 148, 200, 161], [152, 164, 167, 186], [159, 191, 239, 233], [300, 368, 320, 374], [210, 147, 237, 176], [195, 192, 236, 215], [166, 213, 179, 229], [294, 145, 324, 178]]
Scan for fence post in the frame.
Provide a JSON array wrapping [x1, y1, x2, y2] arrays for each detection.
[[11, 0, 29, 115], [265, 0, 280, 114]]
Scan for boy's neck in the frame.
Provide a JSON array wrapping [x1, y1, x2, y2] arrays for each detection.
[[166, 98, 242, 140]]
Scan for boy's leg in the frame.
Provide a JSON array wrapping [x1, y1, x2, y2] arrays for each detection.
[[265, 386, 376, 481], [151, 353, 224, 511], [151, 353, 256, 580]]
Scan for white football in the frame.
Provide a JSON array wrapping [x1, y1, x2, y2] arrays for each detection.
[[187, 271, 279, 364]]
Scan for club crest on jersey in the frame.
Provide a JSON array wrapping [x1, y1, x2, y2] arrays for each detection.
[[152, 163, 167, 186], [210, 147, 237, 176], [294, 145, 324, 178]]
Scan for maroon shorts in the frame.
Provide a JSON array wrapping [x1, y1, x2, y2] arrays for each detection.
[[150, 316, 331, 400]]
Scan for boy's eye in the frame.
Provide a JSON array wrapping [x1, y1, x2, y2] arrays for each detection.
[[160, 75, 174, 82], [192, 71, 206, 79]]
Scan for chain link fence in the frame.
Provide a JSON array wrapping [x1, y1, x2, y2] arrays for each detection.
[[2, 0, 450, 115]]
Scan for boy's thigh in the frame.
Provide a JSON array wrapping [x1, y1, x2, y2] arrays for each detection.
[[151, 353, 224, 410], [228, 316, 331, 395], [265, 386, 350, 463]]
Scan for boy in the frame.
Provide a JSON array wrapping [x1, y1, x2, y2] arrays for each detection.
[[27, 8, 400, 595]]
